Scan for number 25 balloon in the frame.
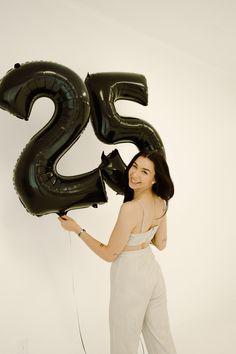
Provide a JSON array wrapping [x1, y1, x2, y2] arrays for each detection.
[[0, 61, 165, 216]]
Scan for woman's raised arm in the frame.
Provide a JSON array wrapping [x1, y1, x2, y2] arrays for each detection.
[[58, 201, 138, 262]]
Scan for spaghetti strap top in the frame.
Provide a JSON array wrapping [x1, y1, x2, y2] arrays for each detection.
[[127, 200, 159, 246]]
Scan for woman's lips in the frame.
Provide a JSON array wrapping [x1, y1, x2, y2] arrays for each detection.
[[130, 179, 140, 184]]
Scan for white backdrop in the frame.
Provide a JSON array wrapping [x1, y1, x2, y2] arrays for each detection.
[[0, 1, 235, 353]]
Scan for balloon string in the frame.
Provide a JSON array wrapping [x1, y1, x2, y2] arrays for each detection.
[[68, 230, 144, 354], [68, 231, 87, 354], [140, 336, 145, 354]]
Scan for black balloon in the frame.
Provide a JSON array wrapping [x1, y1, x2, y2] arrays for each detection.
[[85, 72, 165, 193], [0, 61, 107, 216], [99, 149, 127, 195]]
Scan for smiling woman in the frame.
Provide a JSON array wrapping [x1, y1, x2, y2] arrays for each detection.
[[124, 150, 174, 204], [58, 149, 177, 354]]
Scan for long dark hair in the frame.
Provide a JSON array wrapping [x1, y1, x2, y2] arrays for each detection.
[[123, 150, 174, 213]]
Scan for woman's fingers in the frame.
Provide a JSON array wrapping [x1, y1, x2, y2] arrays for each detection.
[[58, 215, 69, 221]]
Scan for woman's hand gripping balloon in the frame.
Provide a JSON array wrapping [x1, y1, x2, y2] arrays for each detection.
[[58, 215, 82, 234]]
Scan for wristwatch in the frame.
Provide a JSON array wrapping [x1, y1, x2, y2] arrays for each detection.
[[77, 228, 86, 237]]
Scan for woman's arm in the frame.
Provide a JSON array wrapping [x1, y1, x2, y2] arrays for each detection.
[[58, 201, 138, 262], [152, 213, 167, 250]]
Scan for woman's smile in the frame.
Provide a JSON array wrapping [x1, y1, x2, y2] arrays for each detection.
[[130, 178, 141, 185]]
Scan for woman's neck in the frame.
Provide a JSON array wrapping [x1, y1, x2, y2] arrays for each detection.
[[133, 188, 155, 201]]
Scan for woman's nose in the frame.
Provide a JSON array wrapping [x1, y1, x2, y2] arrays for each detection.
[[131, 170, 140, 178]]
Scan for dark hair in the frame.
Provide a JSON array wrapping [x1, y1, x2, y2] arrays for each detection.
[[123, 150, 174, 212]]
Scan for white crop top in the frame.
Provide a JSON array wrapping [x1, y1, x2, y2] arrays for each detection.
[[127, 226, 159, 246]]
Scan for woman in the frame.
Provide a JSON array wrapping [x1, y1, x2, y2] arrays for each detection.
[[59, 150, 177, 354]]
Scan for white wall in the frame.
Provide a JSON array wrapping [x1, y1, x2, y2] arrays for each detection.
[[0, 1, 235, 353]]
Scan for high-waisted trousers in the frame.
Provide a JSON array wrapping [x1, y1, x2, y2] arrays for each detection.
[[109, 246, 177, 354]]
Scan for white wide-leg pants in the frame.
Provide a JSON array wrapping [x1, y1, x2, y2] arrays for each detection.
[[109, 247, 177, 354]]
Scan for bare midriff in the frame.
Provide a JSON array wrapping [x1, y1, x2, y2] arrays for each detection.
[[122, 241, 151, 252]]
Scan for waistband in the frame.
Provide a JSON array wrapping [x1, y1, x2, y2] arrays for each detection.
[[118, 245, 153, 257], [123, 240, 151, 251]]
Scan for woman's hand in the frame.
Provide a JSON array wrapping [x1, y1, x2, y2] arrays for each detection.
[[58, 215, 81, 234]]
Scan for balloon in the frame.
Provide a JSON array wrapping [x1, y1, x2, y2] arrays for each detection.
[[0, 61, 107, 216], [85, 72, 165, 193], [99, 149, 126, 195]]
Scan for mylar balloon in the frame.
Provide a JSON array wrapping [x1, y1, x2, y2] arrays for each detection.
[[0, 62, 107, 216], [99, 149, 126, 195], [85, 72, 165, 193]]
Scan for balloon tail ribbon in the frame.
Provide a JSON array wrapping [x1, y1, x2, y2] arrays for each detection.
[[69, 231, 87, 353]]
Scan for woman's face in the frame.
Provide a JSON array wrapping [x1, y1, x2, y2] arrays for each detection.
[[128, 156, 156, 191]]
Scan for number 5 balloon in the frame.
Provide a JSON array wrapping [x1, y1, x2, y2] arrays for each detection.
[[0, 62, 107, 216], [85, 72, 165, 194]]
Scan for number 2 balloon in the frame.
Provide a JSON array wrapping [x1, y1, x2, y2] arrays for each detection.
[[0, 62, 107, 216]]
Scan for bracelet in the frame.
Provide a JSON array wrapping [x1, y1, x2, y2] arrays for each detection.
[[77, 228, 86, 237]]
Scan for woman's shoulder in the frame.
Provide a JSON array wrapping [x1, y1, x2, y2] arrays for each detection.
[[119, 200, 142, 216], [116, 201, 141, 226]]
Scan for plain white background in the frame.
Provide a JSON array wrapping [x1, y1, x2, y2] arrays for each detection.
[[0, 1, 235, 353]]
